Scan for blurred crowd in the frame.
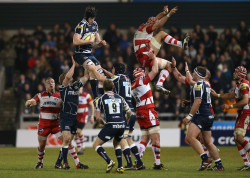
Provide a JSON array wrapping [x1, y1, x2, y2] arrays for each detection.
[[0, 21, 249, 120]]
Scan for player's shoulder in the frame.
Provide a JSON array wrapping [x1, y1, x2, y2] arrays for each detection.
[[40, 91, 48, 96], [53, 91, 61, 98], [240, 80, 250, 89], [93, 21, 98, 26]]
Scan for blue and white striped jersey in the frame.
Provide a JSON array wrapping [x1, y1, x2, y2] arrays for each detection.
[[74, 19, 98, 54]]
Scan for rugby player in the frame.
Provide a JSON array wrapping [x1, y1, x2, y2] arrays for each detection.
[[132, 52, 166, 170], [212, 66, 250, 171], [133, 5, 190, 95], [172, 58, 214, 159], [55, 57, 89, 169], [75, 87, 95, 155], [89, 63, 145, 170], [183, 66, 224, 171], [93, 80, 132, 173], [73, 6, 106, 98]]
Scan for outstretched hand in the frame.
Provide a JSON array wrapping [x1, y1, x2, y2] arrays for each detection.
[[163, 5, 169, 14], [185, 62, 189, 71], [211, 89, 218, 97], [172, 57, 176, 67], [148, 51, 156, 60], [169, 6, 178, 16]]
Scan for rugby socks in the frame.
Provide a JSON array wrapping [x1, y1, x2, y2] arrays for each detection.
[[68, 146, 79, 165], [62, 146, 69, 164], [214, 158, 223, 167], [152, 144, 161, 165], [156, 69, 170, 87], [95, 146, 111, 164], [242, 140, 250, 153], [130, 144, 143, 165], [37, 148, 45, 163], [76, 137, 81, 150], [80, 134, 85, 148], [115, 147, 123, 168], [138, 141, 147, 158], [200, 153, 208, 162], [90, 79, 99, 99], [122, 146, 133, 167], [238, 146, 250, 166], [202, 144, 209, 157], [56, 148, 63, 164], [163, 34, 182, 48]]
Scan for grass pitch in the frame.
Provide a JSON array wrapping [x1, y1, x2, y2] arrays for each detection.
[[0, 147, 249, 178]]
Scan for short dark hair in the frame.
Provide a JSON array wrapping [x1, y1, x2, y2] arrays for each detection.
[[59, 73, 66, 84], [195, 66, 207, 78], [84, 6, 97, 20], [113, 62, 125, 74], [103, 80, 114, 91]]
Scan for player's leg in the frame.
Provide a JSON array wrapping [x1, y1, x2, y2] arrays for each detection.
[[150, 31, 190, 55], [138, 132, 150, 158], [36, 136, 47, 169], [60, 130, 71, 169], [186, 122, 211, 170], [202, 131, 224, 171], [120, 139, 134, 169], [198, 134, 210, 157], [76, 122, 85, 155], [155, 57, 172, 95]]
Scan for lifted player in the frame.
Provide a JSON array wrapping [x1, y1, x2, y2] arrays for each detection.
[[212, 66, 250, 171], [73, 6, 106, 98], [133, 5, 189, 95]]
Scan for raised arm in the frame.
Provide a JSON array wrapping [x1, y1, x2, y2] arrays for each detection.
[[93, 33, 106, 48], [147, 52, 159, 80], [80, 69, 90, 86], [185, 62, 196, 86], [63, 56, 76, 86], [172, 57, 187, 84], [152, 6, 178, 31], [211, 89, 235, 100], [155, 5, 169, 20], [88, 99, 95, 124]]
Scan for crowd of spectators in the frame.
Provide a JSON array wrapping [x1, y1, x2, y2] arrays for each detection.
[[0, 21, 249, 121]]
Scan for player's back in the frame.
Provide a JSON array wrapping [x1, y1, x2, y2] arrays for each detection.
[[96, 91, 126, 124], [190, 80, 213, 116], [131, 75, 154, 110], [59, 80, 83, 115], [109, 74, 133, 108]]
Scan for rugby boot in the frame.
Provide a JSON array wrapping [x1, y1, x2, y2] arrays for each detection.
[[153, 163, 168, 170], [237, 165, 250, 171], [76, 162, 89, 169], [54, 163, 63, 169], [35, 162, 43, 169], [116, 167, 124, 173], [198, 158, 213, 171], [63, 163, 70, 170], [136, 163, 146, 170], [106, 160, 115, 173], [207, 165, 224, 171], [183, 33, 190, 50], [155, 85, 171, 95], [123, 165, 136, 170]]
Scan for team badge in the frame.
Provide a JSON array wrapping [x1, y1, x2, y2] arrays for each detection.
[[240, 83, 247, 90], [38, 128, 44, 134]]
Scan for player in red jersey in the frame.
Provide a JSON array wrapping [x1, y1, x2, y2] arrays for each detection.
[[133, 5, 190, 95], [212, 66, 250, 171], [25, 77, 62, 169], [131, 52, 165, 170], [75, 87, 94, 154]]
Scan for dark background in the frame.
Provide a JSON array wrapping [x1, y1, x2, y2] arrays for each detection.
[[0, 2, 250, 29]]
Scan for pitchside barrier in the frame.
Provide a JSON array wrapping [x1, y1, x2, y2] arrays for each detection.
[[16, 113, 250, 147]]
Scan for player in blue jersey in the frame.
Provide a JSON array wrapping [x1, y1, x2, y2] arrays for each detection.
[[89, 63, 145, 170], [55, 57, 89, 170], [183, 66, 224, 171], [73, 6, 106, 99], [93, 80, 132, 173]]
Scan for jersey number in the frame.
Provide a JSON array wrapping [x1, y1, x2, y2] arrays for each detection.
[[206, 88, 211, 104], [108, 102, 120, 114], [123, 82, 131, 97]]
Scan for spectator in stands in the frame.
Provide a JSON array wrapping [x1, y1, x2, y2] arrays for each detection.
[[33, 25, 46, 43], [0, 42, 16, 88]]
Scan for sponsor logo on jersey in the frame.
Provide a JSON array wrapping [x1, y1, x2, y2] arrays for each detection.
[[240, 83, 247, 90], [195, 85, 201, 91], [68, 91, 79, 95], [38, 128, 44, 134], [43, 101, 57, 106], [112, 124, 125, 129]]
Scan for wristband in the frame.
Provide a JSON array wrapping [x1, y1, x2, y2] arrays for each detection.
[[186, 70, 189, 72], [167, 13, 171, 18], [229, 105, 233, 109], [217, 94, 220, 98], [163, 11, 167, 15], [186, 113, 193, 120]]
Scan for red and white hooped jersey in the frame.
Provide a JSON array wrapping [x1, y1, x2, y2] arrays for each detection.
[[234, 80, 250, 112], [33, 91, 62, 127], [131, 74, 154, 110], [133, 24, 154, 53], [77, 92, 93, 123]]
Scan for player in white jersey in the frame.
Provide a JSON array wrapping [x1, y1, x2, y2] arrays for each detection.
[[133, 5, 189, 95], [132, 52, 166, 170]]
